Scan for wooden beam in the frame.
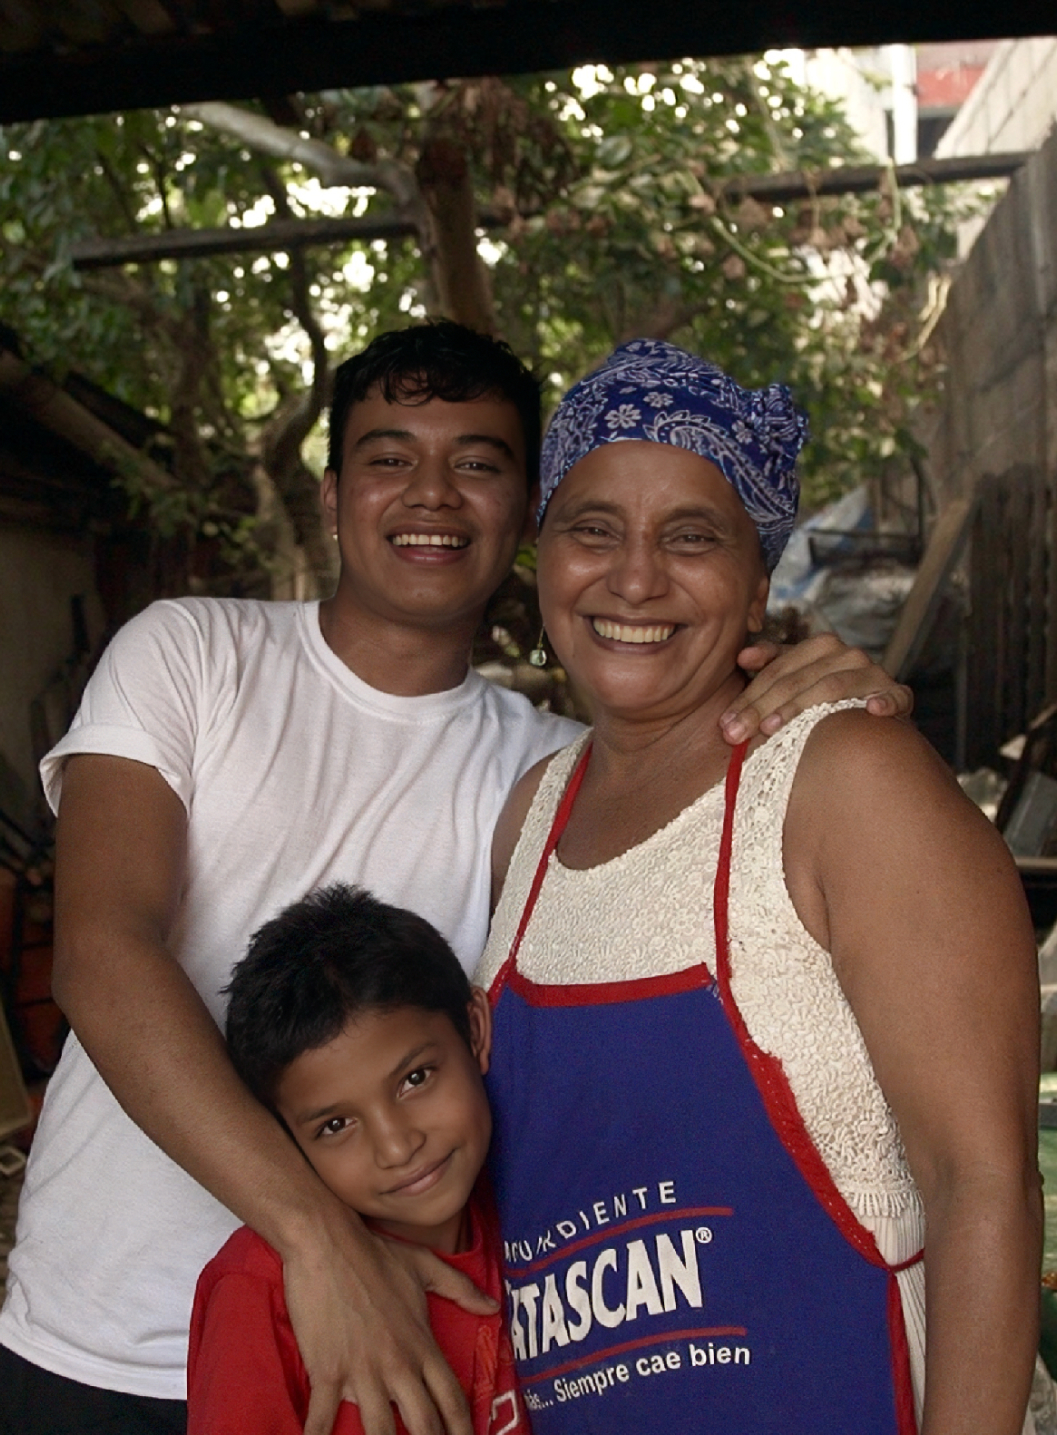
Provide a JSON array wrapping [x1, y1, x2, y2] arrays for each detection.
[[70, 153, 1029, 271], [71, 212, 427, 269], [0, 350, 176, 494], [719, 152, 1030, 204], [2, 0, 1056, 125], [883, 494, 977, 681]]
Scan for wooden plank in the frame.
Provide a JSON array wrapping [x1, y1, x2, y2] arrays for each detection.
[[1006, 468, 1031, 741], [883, 493, 976, 682], [71, 213, 427, 269], [1028, 465, 1050, 721], [69, 153, 1032, 271], [965, 500, 990, 770], [993, 479, 1011, 757], [1048, 464, 1057, 704], [1016, 857, 1057, 877], [2, 1, 1055, 127], [720, 153, 1031, 204]]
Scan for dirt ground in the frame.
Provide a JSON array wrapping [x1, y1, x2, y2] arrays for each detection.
[[0, 1165, 24, 1296]]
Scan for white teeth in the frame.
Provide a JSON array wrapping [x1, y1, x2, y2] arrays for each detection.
[[592, 619, 676, 644], [391, 533, 469, 548]]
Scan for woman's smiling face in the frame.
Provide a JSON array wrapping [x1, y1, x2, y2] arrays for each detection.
[[536, 441, 769, 725]]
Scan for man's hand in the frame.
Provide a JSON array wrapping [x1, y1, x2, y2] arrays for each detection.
[[721, 634, 912, 744], [284, 1215, 497, 1435]]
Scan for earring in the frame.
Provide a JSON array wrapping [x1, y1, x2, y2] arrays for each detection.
[[528, 626, 548, 668]]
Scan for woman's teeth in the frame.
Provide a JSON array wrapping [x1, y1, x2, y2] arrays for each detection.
[[391, 534, 469, 548], [592, 619, 675, 644]]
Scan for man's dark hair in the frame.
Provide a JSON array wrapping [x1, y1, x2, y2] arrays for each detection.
[[224, 883, 473, 1109], [327, 320, 543, 488]]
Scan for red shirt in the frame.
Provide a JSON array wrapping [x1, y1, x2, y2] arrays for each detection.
[[187, 1191, 524, 1435]]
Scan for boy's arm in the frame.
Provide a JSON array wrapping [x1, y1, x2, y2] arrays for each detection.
[[721, 633, 913, 742], [53, 754, 489, 1435]]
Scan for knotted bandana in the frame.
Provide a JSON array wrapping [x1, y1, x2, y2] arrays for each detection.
[[538, 339, 808, 571]]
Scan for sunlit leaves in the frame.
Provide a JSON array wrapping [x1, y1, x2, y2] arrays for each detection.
[[0, 54, 979, 575]]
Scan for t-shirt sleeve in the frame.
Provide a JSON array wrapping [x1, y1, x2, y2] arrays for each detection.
[[187, 1269, 309, 1435], [39, 600, 207, 815]]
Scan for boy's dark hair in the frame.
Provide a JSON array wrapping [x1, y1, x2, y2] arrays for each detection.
[[224, 883, 473, 1109], [326, 320, 542, 488]]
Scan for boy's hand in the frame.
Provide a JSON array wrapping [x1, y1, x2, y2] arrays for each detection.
[[721, 634, 913, 745], [284, 1212, 496, 1435]]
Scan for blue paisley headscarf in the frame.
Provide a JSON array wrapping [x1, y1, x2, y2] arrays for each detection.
[[538, 339, 808, 571]]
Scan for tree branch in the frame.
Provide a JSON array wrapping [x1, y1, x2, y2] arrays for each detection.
[[96, 149, 141, 232], [136, 140, 175, 230], [168, 280, 216, 493], [181, 101, 420, 210], [257, 166, 333, 586], [0, 347, 176, 495], [415, 129, 495, 333]]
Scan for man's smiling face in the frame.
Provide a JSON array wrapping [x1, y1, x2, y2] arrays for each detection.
[[321, 387, 531, 636]]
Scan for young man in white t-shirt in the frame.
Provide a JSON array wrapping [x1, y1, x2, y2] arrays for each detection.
[[0, 322, 911, 1435]]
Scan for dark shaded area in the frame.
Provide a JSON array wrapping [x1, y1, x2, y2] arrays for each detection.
[[2, 0, 1055, 124]]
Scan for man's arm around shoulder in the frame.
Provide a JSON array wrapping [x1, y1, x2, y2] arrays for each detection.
[[53, 754, 485, 1435]]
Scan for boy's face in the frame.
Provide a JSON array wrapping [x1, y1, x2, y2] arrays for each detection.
[[275, 990, 493, 1254], [320, 388, 531, 637]]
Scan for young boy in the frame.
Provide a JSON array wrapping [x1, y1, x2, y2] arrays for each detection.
[[186, 883, 523, 1435]]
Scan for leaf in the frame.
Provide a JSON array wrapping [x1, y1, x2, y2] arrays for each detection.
[[596, 134, 633, 168]]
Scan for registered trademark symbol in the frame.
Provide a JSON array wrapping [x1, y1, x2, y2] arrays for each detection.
[[696, 1226, 713, 1244]]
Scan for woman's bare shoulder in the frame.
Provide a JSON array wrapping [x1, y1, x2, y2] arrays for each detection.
[[783, 707, 1019, 947], [795, 707, 960, 810]]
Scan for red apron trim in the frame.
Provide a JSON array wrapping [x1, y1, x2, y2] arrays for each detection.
[[490, 742, 592, 1003], [506, 962, 710, 1007], [716, 741, 921, 1435], [887, 1268, 919, 1435]]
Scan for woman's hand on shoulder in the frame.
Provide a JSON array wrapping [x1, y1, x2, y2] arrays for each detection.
[[491, 755, 554, 911], [721, 634, 912, 744]]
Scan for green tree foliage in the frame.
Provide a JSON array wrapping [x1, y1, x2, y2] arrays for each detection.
[[0, 56, 973, 604], [480, 60, 968, 504]]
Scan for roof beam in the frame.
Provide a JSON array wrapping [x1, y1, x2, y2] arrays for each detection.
[[69, 153, 1030, 270], [2, 0, 1056, 124], [0, 350, 177, 494], [720, 152, 1031, 203]]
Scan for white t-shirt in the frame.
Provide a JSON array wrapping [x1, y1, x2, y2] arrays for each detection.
[[0, 597, 580, 1399]]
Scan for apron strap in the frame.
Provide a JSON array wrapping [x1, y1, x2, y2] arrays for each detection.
[[714, 740, 925, 1276], [716, 739, 921, 1432], [490, 742, 592, 1000]]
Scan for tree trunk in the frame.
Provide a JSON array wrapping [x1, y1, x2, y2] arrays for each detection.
[[416, 134, 496, 334], [248, 461, 312, 601]]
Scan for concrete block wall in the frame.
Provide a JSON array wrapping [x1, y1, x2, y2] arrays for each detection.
[[924, 118, 1057, 719], [937, 37, 1057, 158], [927, 118, 1057, 503]]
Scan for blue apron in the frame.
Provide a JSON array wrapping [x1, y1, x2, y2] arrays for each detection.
[[486, 742, 920, 1434]]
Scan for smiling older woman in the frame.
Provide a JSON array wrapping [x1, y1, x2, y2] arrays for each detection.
[[479, 340, 1041, 1435]]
